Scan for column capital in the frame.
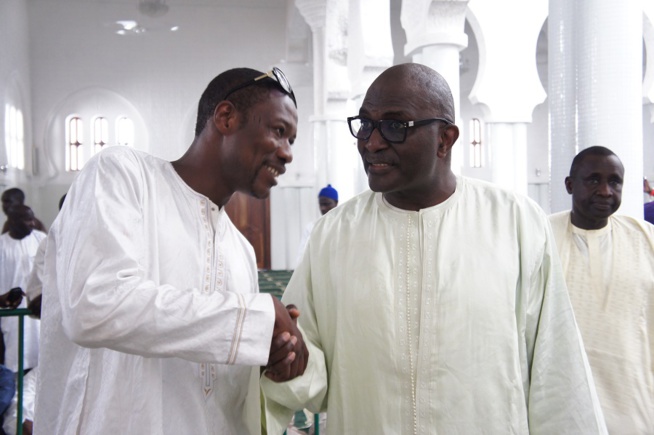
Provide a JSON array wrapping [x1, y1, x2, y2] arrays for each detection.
[[401, 0, 469, 56], [295, 0, 327, 30]]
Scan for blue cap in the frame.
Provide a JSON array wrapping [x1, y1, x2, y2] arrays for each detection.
[[318, 184, 338, 201]]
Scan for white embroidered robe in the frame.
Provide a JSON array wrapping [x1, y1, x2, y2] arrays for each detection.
[[0, 230, 46, 372], [34, 147, 274, 435]]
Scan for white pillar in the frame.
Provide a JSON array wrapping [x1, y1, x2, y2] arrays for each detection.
[[487, 123, 528, 195], [402, 0, 468, 174], [549, 0, 643, 217], [466, 0, 547, 193]]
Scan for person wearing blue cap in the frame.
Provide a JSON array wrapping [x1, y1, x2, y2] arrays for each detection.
[[295, 185, 339, 268], [317, 184, 339, 216]]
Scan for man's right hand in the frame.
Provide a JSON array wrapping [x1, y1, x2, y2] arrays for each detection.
[[264, 296, 309, 382]]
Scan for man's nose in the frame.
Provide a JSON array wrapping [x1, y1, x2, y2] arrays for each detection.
[[362, 128, 389, 152], [278, 140, 293, 164], [597, 182, 612, 196]]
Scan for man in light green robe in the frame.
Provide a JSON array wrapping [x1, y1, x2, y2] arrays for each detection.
[[550, 146, 654, 434], [261, 63, 607, 434]]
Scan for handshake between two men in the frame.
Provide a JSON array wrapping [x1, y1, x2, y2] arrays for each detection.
[[264, 296, 309, 382]]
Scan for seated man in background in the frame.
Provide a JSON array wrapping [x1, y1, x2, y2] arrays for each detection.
[[549, 146, 654, 432], [262, 63, 606, 434], [0, 205, 46, 375], [0, 189, 46, 235]]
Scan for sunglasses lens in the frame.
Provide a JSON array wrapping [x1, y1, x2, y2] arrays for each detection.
[[380, 121, 405, 142], [272, 68, 291, 94], [349, 118, 369, 139], [272, 67, 296, 106]]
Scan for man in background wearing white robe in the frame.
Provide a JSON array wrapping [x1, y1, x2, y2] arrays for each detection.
[[34, 67, 308, 434], [550, 146, 654, 433], [262, 63, 607, 434], [0, 205, 46, 374]]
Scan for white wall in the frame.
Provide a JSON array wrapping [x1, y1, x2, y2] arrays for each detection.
[[25, 0, 319, 230], [0, 0, 38, 228]]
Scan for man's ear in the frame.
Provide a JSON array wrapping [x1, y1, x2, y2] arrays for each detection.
[[437, 124, 460, 158], [564, 176, 573, 194], [212, 101, 240, 134]]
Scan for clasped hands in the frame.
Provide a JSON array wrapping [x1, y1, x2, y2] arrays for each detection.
[[0, 287, 24, 309], [264, 297, 309, 382]]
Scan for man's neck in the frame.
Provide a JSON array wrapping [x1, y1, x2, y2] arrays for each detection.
[[570, 212, 609, 230], [8, 228, 31, 240]]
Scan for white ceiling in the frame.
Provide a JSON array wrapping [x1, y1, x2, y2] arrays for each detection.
[[28, 0, 286, 7]]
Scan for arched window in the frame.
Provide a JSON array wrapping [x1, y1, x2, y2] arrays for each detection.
[[4, 104, 25, 170], [469, 118, 483, 168], [93, 116, 109, 154], [67, 116, 84, 171], [116, 116, 134, 146]]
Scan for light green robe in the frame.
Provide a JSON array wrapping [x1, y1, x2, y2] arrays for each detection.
[[263, 177, 606, 435]]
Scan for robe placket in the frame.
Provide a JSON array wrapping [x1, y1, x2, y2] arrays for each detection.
[[196, 199, 226, 400], [397, 213, 416, 434], [417, 212, 436, 435], [397, 210, 433, 435]]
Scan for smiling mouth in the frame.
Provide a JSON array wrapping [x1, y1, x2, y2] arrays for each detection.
[[367, 162, 393, 173], [266, 165, 280, 178]]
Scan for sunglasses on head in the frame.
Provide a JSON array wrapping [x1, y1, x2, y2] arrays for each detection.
[[223, 67, 297, 107]]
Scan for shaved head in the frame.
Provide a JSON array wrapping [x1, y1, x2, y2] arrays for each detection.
[[356, 63, 460, 210], [368, 63, 456, 124]]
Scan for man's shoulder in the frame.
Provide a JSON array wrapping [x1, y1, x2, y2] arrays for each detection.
[[324, 190, 373, 213], [88, 146, 159, 173], [312, 190, 375, 229], [31, 230, 47, 242], [611, 214, 654, 239], [548, 210, 571, 224], [460, 176, 546, 216]]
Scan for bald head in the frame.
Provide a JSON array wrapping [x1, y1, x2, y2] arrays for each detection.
[[367, 63, 456, 124], [355, 63, 460, 211]]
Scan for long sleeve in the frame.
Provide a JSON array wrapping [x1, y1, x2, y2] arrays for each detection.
[[35, 147, 273, 434], [261, 243, 328, 435], [54, 148, 274, 365], [24, 238, 46, 303], [523, 218, 607, 434]]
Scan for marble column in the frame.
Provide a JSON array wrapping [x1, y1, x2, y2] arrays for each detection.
[[549, 0, 643, 217], [402, 0, 468, 174]]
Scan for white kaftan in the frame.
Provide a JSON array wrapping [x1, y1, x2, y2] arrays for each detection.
[[24, 238, 46, 303], [0, 231, 46, 372], [262, 177, 606, 434], [34, 147, 275, 435], [550, 211, 654, 434]]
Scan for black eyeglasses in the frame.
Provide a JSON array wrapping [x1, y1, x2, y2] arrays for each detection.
[[347, 116, 453, 144], [223, 67, 297, 107]]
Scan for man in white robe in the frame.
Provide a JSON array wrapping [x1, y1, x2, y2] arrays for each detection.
[[24, 194, 66, 319], [0, 205, 46, 373], [550, 146, 654, 433], [34, 67, 308, 434], [262, 63, 607, 434]]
